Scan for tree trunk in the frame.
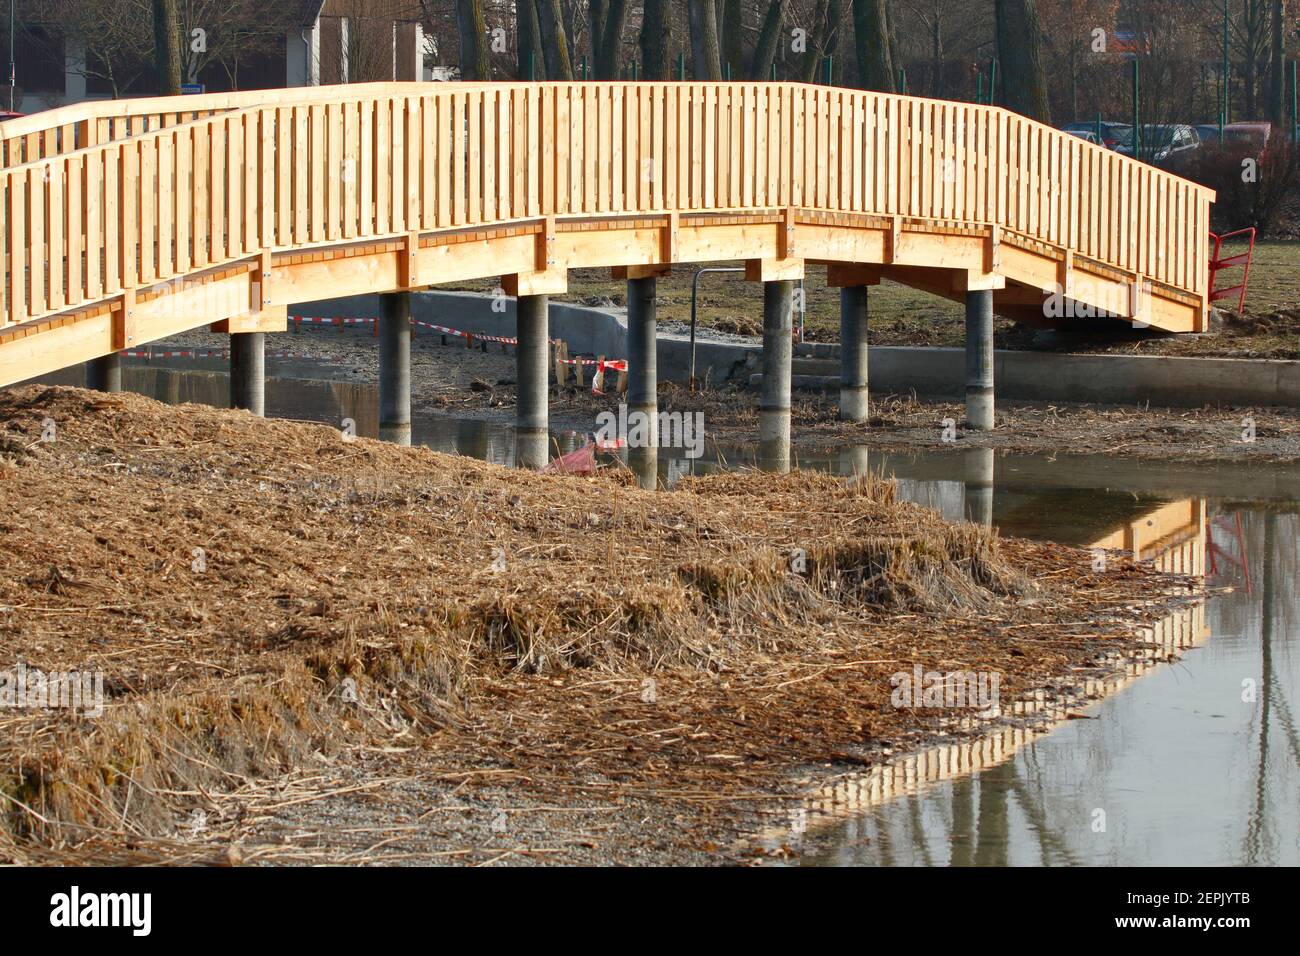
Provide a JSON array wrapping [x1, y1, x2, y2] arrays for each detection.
[[594, 0, 632, 79], [537, 0, 574, 79], [721, 0, 745, 77], [750, 0, 784, 80], [639, 0, 674, 80], [851, 0, 893, 91], [1268, 0, 1287, 126], [688, 0, 723, 80], [517, 0, 544, 79], [152, 0, 182, 95], [803, 0, 844, 83], [930, 5, 943, 98], [995, 0, 1051, 123], [455, 0, 490, 80], [590, 0, 608, 60]]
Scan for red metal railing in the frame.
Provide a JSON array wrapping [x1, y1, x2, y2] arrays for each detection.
[[1208, 227, 1257, 314]]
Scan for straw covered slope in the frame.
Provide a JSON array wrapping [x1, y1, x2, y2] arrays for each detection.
[[0, 385, 1180, 856]]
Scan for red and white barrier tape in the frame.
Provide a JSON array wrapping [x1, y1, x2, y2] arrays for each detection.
[[117, 316, 629, 395]]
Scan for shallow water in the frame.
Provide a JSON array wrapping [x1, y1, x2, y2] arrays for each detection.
[[39, 360, 1300, 866]]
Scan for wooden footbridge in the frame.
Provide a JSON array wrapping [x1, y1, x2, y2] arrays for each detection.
[[0, 81, 1214, 396]]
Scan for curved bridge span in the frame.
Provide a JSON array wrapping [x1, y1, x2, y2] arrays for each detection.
[[1, 81, 1213, 387]]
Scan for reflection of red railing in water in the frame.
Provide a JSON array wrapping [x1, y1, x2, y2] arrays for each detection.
[[1207, 511, 1253, 595], [1208, 228, 1257, 313]]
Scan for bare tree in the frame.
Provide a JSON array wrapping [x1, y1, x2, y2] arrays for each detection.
[[26, 0, 155, 98], [153, 0, 181, 94], [538, 0, 575, 78], [1268, 0, 1287, 126], [639, 0, 674, 78], [177, 0, 300, 90], [456, 0, 490, 79], [518, 0, 545, 78], [593, 0, 632, 78], [995, 0, 1051, 122], [853, 0, 893, 91], [721, 0, 746, 75], [689, 0, 723, 78], [750, 0, 785, 79], [800, 0, 845, 82]]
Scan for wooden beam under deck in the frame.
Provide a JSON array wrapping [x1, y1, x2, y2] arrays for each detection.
[[0, 210, 1206, 386]]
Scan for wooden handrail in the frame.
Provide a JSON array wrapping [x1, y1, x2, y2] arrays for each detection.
[[1, 81, 1215, 337]]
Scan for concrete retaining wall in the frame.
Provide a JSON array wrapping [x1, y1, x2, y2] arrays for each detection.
[[296, 291, 1300, 409]]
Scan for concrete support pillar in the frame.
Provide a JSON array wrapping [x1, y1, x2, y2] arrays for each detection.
[[379, 292, 412, 445], [626, 277, 658, 441], [229, 332, 265, 416], [626, 277, 658, 487], [965, 289, 994, 431], [515, 294, 549, 469], [759, 280, 794, 473], [839, 285, 870, 422], [962, 447, 996, 528], [85, 353, 122, 393]]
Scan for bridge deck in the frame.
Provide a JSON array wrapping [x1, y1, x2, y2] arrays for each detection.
[[0, 82, 1215, 386]]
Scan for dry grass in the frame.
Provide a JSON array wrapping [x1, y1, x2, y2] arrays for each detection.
[[0, 385, 1190, 861]]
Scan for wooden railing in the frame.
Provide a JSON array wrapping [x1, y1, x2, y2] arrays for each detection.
[[1, 81, 1214, 335]]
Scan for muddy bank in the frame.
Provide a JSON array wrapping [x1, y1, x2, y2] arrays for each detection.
[[0, 387, 1195, 864], [156, 327, 1300, 463]]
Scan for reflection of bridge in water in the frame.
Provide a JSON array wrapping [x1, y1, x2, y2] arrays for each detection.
[[755, 498, 1298, 866], [758, 494, 1214, 859]]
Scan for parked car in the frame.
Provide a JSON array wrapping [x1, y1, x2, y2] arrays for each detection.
[[1065, 129, 1101, 144], [1061, 121, 1131, 150], [1114, 124, 1202, 169], [1196, 123, 1268, 158], [0, 110, 24, 122]]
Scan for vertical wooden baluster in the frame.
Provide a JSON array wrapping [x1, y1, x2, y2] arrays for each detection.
[[342, 101, 358, 239], [276, 107, 291, 248], [436, 94, 451, 227], [426, 95, 440, 228], [529, 84, 543, 218], [483, 88, 497, 223], [104, 144, 120, 293], [226, 114, 242, 258], [86, 146, 103, 295], [120, 140, 137, 293], [157, 131, 174, 279], [392, 95, 407, 231], [66, 154, 83, 305], [209, 118, 225, 261], [6, 171, 25, 324], [451, 91, 465, 225], [28, 165, 46, 315], [49, 156, 65, 310]]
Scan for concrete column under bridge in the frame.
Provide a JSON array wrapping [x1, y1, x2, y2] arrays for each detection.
[[965, 289, 994, 431], [759, 280, 794, 474], [85, 353, 122, 393], [515, 294, 550, 469], [839, 285, 870, 422], [626, 276, 658, 490], [229, 332, 265, 416], [379, 292, 412, 445]]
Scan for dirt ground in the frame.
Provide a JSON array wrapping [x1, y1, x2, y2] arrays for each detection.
[[0, 386, 1194, 865]]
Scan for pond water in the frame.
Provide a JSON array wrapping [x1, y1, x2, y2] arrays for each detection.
[[39, 360, 1300, 866]]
